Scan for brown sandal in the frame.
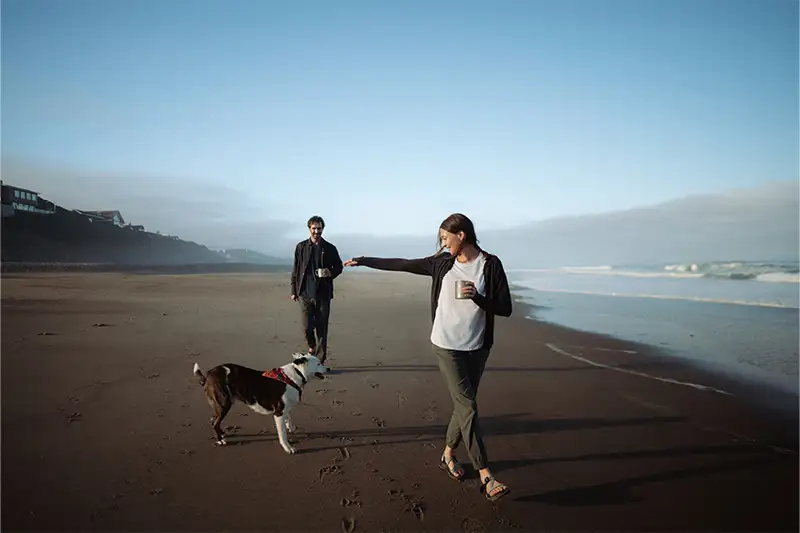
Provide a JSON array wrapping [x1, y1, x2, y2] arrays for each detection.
[[480, 476, 510, 501], [439, 455, 465, 481]]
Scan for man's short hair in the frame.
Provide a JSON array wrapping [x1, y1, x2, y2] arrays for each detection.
[[307, 215, 325, 229]]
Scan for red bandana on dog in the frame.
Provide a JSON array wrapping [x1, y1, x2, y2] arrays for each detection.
[[262, 368, 303, 400]]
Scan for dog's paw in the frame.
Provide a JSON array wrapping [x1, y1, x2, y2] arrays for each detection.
[[215, 438, 228, 446], [283, 445, 297, 454]]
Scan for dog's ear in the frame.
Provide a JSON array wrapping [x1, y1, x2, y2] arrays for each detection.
[[292, 356, 308, 365]]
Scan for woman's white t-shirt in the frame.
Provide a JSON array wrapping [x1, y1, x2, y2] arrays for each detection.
[[430, 254, 487, 351]]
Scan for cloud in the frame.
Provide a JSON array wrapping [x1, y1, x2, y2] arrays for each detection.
[[483, 180, 799, 267], [330, 181, 799, 267], [3, 158, 796, 266]]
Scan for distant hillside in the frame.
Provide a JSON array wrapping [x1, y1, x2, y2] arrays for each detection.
[[2, 206, 226, 265], [219, 248, 291, 265]]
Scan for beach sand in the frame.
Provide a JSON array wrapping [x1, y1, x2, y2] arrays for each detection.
[[2, 271, 797, 532]]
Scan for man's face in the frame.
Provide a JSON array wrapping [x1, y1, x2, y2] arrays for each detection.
[[309, 223, 324, 241]]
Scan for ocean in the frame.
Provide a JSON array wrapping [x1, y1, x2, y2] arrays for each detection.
[[507, 261, 799, 401]]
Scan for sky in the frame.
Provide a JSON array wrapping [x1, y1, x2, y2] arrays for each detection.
[[2, 0, 798, 263]]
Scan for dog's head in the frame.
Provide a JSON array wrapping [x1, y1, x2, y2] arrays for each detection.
[[291, 353, 330, 380]]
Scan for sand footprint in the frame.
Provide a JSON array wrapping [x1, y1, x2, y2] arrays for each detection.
[[106, 492, 124, 511], [410, 503, 425, 521], [362, 377, 380, 389], [462, 517, 486, 532], [341, 517, 356, 532], [495, 516, 522, 529], [421, 402, 438, 421], [340, 489, 362, 508], [319, 464, 342, 481], [388, 488, 425, 521]]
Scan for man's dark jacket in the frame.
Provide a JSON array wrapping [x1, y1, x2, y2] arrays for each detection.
[[291, 238, 344, 299]]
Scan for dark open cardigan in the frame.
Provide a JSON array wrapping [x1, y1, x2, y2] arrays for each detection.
[[354, 250, 512, 351]]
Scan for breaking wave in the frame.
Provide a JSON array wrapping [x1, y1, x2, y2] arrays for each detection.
[[512, 284, 798, 309], [509, 261, 799, 283], [661, 262, 799, 283]]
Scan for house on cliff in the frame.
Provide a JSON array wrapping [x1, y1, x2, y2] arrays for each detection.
[[1, 183, 57, 217], [74, 210, 126, 227]]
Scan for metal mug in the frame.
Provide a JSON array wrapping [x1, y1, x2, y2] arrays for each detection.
[[455, 280, 473, 299]]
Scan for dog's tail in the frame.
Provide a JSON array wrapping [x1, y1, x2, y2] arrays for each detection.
[[193, 363, 206, 386]]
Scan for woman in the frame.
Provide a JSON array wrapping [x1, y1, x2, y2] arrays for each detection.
[[343, 213, 512, 501]]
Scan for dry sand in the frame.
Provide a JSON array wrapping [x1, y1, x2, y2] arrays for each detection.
[[2, 271, 797, 532]]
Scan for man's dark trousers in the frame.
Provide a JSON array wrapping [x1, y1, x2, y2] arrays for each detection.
[[299, 296, 331, 362]]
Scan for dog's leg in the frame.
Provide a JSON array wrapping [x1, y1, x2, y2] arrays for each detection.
[[274, 413, 296, 454], [284, 410, 296, 434], [211, 399, 232, 446]]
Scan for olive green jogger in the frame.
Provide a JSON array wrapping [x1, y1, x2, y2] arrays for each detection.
[[432, 344, 490, 470]]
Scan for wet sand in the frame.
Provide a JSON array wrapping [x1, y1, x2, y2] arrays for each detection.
[[2, 271, 797, 532]]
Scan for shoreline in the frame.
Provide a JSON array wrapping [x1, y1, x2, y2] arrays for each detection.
[[510, 282, 800, 420], [2, 271, 797, 531]]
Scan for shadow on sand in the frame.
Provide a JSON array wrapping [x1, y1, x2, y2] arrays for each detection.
[[230, 412, 686, 449], [222, 412, 795, 512], [329, 360, 673, 374], [512, 454, 792, 506]]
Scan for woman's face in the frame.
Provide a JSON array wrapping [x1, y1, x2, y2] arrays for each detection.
[[439, 229, 464, 255]]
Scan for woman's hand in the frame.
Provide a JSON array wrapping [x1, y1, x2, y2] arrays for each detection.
[[344, 258, 359, 267], [460, 281, 477, 299]]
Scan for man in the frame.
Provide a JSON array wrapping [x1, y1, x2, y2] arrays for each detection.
[[290, 215, 343, 364]]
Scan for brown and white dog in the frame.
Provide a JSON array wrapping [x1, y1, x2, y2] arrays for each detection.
[[192, 353, 329, 453]]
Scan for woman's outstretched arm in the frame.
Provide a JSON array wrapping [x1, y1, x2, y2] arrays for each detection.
[[345, 255, 438, 277]]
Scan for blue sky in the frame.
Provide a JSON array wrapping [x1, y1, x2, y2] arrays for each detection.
[[2, 0, 797, 241]]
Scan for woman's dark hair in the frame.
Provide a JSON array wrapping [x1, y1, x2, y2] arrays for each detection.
[[437, 213, 480, 250]]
